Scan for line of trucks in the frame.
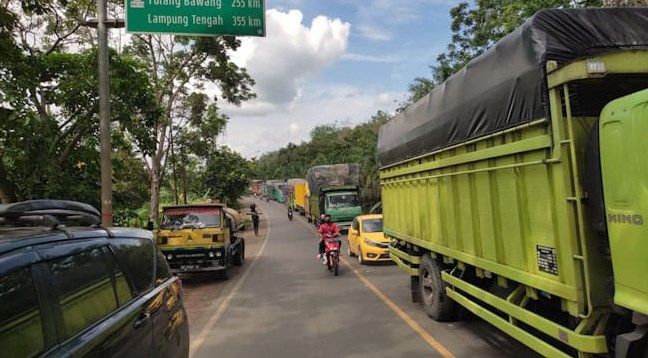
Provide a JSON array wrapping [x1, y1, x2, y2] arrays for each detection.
[[151, 8, 647, 357], [250, 164, 363, 231], [155, 164, 364, 283]]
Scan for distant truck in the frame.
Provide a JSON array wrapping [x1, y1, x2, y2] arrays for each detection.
[[249, 180, 264, 196], [156, 204, 245, 279], [378, 8, 648, 357], [306, 164, 362, 231], [265, 180, 286, 203], [286, 178, 309, 213]]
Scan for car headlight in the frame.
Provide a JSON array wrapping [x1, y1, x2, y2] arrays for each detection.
[[364, 239, 381, 247], [215, 251, 222, 258], [208, 252, 215, 258], [166, 254, 173, 260]]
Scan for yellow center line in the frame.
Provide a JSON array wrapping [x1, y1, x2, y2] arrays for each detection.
[[296, 216, 455, 358]]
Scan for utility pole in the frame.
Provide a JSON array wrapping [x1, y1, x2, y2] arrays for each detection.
[[83, 6, 123, 225], [97, 0, 112, 226]]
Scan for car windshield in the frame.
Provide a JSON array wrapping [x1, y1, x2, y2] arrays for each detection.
[[160, 210, 221, 230], [362, 219, 383, 233], [328, 194, 359, 208]]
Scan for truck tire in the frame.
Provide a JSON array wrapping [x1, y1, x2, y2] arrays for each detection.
[[233, 241, 245, 266], [220, 254, 231, 280], [419, 254, 457, 322]]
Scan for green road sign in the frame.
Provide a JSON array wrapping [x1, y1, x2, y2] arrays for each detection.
[[126, 0, 265, 37]]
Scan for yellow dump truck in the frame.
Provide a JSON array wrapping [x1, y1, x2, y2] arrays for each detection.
[[294, 181, 309, 214], [379, 8, 648, 357], [156, 204, 245, 279]]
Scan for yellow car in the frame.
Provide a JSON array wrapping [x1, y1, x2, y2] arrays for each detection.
[[346, 214, 390, 264]]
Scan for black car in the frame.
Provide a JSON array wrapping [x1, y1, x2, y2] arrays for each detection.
[[0, 200, 189, 357]]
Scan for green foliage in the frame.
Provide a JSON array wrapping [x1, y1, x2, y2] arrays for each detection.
[[252, 111, 392, 209], [199, 147, 252, 206], [165, 93, 229, 205], [125, 34, 256, 222], [0, 47, 160, 209]]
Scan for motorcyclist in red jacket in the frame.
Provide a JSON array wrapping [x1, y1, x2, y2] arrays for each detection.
[[318, 214, 340, 264]]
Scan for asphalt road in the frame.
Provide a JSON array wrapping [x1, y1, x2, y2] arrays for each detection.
[[185, 198, 537, 358]]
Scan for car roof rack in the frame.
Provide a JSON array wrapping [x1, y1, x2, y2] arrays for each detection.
[[0, 200, 101, 228]]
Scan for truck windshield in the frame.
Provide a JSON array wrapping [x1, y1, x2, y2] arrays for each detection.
[[160, 211, 221, 230], [327, 194, 359, 208], [362, 219, 383, 233]]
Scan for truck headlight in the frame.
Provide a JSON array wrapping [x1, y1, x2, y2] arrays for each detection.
[[215, 251, 223, 258], [166, 254, 173, 260], [208, 252, 215, 258]]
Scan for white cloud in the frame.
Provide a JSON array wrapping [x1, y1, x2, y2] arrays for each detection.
[[357, 24, 393, 42], [341, 52, 400, 63], [226, 9, 351, 116], [221, 84, 404, 158]]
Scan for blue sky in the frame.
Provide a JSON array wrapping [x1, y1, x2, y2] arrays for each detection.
[[221, 0, 456, 157]]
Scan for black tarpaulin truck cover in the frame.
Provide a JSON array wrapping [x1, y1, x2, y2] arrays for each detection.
[[306, 164, 360, 194], [377, 8, 648, 167]]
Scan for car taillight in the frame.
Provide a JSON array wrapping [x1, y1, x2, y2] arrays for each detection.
[[212, 235, 224, 243]]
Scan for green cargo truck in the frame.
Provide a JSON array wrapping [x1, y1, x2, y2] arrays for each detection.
[[378, 8, 648, 357], [306, 164, 362, 231], [265, 180, 286, 203]]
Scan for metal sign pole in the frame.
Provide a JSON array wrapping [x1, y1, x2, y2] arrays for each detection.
[[97, 0, 112, 226]]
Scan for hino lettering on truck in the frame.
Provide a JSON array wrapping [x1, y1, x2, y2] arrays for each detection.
[[607, 213, 644, 226]]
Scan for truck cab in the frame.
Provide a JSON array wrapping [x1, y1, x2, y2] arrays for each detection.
[[156, 204, 245, 278], [322, 186, 362, 231]]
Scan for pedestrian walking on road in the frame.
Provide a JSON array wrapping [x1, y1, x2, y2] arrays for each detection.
[[249, 204, 261, 236]]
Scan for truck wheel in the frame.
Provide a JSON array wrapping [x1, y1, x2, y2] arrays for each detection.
[[419, 254, 457, 321], [233, 242, 245, 266], [220, 266, 230, 280], [220, 255, 231, 280]]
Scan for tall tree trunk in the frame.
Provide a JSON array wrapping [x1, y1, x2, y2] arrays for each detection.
[[182, 169, 188, 204], [0, 159, 17, 204], [148, 124, 168, 224], [148, 100, 174, 224], [149, 156, 161, 223]]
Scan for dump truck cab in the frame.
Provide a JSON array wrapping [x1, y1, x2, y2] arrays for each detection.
[[544, 53, 648, 356], [156, 204, 245, 278], [322, 186, 362, 231]]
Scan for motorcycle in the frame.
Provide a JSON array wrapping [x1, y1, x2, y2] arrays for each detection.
[[287, 207, 294, 221], [323, 234, 341, 276]]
